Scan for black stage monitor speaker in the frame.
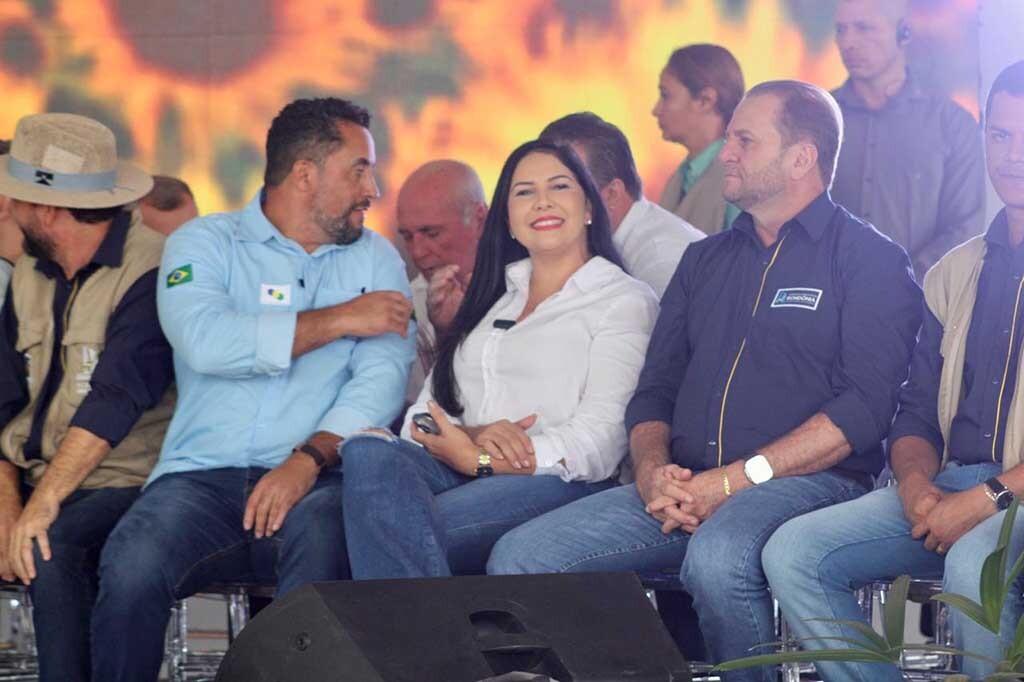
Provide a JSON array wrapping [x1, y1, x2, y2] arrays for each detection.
[[215, 572, 690, 682]]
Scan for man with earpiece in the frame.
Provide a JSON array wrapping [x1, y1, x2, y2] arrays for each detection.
[[830, 0, 985, 279]]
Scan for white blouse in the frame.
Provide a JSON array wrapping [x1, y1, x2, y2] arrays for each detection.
[[403, 256, 659, 482]]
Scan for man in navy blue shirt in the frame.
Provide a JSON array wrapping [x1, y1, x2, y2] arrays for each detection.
[[489, 80, 921, 681], [764, 60, 1024, 682]]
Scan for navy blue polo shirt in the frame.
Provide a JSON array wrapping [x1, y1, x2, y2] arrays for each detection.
[[891, 210, 1024, 464], [625, 192, 922, 477]]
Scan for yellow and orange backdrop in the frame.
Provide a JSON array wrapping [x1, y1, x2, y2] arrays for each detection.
[[0, 0, 979, 237]]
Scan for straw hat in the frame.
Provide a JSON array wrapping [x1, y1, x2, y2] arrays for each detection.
[[0, 113, 153, 209]]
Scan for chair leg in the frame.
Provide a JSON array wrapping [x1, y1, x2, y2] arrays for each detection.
[[165, 599, 188, 682], [774, 598, 802, 682], [226, 591, 250, 643]]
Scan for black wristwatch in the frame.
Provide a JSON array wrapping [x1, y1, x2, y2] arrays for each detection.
[[296, 443, 327, 469], [984, 477, 1015, 511], [475, 450, 494, 478]]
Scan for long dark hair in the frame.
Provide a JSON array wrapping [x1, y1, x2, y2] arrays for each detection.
[[431, 139, 625, 417]]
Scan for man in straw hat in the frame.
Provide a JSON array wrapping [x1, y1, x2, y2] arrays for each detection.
[[91, 97, 415, 681], [764, 60, 1024, 682], [0, 112, 175, 682]]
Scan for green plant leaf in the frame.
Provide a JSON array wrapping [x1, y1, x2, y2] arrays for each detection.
[[996, 500, 1020, 552], [981, 547, 1010, 631], [1010, 607, 1024, 660], [883, 574, 910, 647], [714, 648, 891, 671], [807, 618, 891, 654], [934, 593, 992, 632], [985, 673, 1024, 680]]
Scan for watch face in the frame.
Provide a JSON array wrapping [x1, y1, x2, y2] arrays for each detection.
[[996, 492, 1014, 511]]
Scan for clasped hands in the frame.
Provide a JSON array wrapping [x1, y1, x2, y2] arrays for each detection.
[[638, 463, 733, 535], [900, 476, 992, 555]]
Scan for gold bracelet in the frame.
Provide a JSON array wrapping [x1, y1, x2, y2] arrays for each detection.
[[722, 470, 732, 497]]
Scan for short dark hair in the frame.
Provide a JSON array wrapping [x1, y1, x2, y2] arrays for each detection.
[[431, 140, 626, 417], [142, 175, 194, 211], [665, 44, 745, 124], [69, 205, 126, 224], [986, 60, 1024, 123], [263, 98, 371, 187], [0, 139, 10, 155], [539, 112, 642, 199], [747, 80, 844, 188]]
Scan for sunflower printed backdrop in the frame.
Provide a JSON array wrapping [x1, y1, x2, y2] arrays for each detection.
[[0, 0, 979, 238]]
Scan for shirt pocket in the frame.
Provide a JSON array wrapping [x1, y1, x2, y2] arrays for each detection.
[[61, 325, 107, 408], [14, 320, 48, 399], [312, 286, 364, 309]]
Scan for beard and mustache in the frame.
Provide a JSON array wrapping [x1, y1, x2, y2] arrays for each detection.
[[314, 199, 370, 246]]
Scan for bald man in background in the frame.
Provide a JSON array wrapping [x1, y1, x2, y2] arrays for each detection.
[[830, 0, 984, 277], [139, 176, 198, 236], [395, 160, 486, 401]]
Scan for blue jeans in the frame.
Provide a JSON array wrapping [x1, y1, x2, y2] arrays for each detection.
[[342, 437, 612, 578], [20, 485, 139, 682], [90, 467, 347, 682], [487, 471, 868, 682], [763, 463, 1024, 682]]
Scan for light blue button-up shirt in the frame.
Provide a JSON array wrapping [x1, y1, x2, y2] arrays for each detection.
[[151, 191, 415, 484]]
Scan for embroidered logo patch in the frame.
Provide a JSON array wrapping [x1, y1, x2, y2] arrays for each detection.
[[771, 287, 823, 311], [166, 264, 193, 288], [259, 284, 291, 306]]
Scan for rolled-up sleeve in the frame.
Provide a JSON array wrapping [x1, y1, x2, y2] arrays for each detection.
[[625, 254, 693, 433], [821, 240, 922, 453], [533, 287, 659, 482], [157, 225, 296, 378], [888, 302, 946, 455], [70, 270, 175, 446], [317, 239, 416, 438]]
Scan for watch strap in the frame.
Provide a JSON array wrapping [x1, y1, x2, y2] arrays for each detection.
[[475, 450, 494, 478], [984, 477, 1014, 510], [297, 443, 327, 468]]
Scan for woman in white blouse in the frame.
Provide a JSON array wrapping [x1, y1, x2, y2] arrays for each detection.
[[340, 140, 659, 578]]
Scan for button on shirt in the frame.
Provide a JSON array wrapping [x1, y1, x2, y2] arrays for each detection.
[[614, 196, 705, 298], [891, 211, 1024, 465], [625, 192, 922, 476], [831, 78, 985, 279], [152, 192, 416, 484], [405, 257, 659, 483]]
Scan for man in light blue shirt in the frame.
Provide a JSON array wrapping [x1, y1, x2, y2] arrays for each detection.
[[91, 98, 416, 682]]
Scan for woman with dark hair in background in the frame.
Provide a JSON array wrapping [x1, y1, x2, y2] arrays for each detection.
[[654, 43, 745, 235], [341, 139, 658, 578]]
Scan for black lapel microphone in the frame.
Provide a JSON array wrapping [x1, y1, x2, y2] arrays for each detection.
[[493, 319, 516, 330]]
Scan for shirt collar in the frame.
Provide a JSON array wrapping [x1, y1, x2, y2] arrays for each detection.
[[833, 75, 924, 111], [615, 196, 652, 246], [504, 256, 621, 296], [35, 208, 132, 279], [681, 139, 725, 190], [731, 191, 837, 245], [237, 188, 364, 257], [237, 189, 284, 243]]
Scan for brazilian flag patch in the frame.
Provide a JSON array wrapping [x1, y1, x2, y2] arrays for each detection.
[[166, 264, 194, 288]]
